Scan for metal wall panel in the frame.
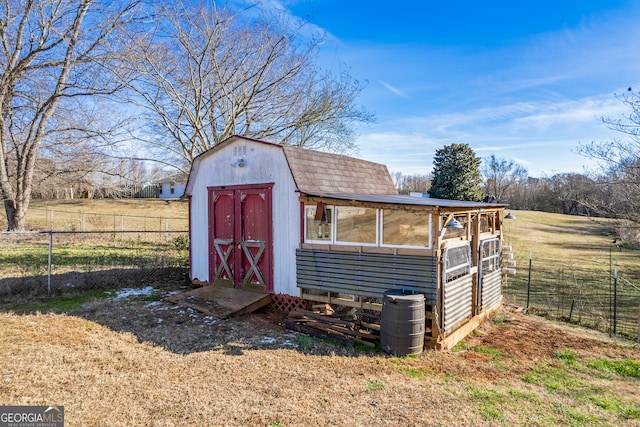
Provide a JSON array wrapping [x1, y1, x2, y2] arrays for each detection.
[[481, 271, 502, 310], [442, 275, 473, 332], [296, 249, 437, 304]]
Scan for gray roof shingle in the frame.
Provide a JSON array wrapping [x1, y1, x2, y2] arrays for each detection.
[[282, 145, 398, 195]]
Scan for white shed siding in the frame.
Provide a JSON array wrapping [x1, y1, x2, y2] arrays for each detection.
[[159, 182, 186, 199], [189, 139, 300, 296]]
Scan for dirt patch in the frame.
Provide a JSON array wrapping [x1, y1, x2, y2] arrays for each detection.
[[71, 285, 292, 355], [435, 307, 639, 384]]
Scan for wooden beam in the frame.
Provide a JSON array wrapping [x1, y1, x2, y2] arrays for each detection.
[[471, 212, 481, 317], [438, 304, 502, 350], [438, 213, 454, 240], [300, 291, 383, 311]]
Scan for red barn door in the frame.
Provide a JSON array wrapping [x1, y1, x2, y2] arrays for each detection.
[[208, 184, 273, 293]]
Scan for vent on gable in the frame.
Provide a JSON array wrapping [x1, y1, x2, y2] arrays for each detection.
[[233, 145, 247, 157], [231, 145, 248, 168]]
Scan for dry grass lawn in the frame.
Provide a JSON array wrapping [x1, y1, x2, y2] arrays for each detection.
[[1, 283, 638, 427], [0, 198, 189, 231]]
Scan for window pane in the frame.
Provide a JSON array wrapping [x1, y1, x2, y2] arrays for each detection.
[[383, 209, 430, 247], [479, 214, 494, 233], [444, 244, 471, 283], [305, 206, 332, 241], [481, 239, 501, 274], [336, 207, 376, 244]]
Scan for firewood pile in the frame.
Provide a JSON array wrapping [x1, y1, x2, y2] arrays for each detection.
[[285, 305, 380, 348]]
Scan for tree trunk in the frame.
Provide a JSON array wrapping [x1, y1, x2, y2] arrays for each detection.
[[3, 198, 23, 231]]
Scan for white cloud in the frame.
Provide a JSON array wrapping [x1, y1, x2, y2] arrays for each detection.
[[379, 80, 410, 98], [354, 91, 629, 177]]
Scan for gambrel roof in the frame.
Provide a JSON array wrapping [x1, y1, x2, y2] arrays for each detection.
[[185, 135, 398, 196]]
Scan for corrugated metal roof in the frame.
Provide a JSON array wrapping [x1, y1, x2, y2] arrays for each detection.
[[305, 192, 507, 209], [282, 146, 398, 195]]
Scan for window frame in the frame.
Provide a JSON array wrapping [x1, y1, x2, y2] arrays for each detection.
[[379, 208, 432, 249], [302, 203, 433, 249], [442, 242, 472, 284], [334, 206, 378, 246], [304, 204, 335, 244], [480, 238, 501, 275]]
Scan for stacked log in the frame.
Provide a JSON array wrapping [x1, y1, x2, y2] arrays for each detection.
[[285, 308, 380, 348]]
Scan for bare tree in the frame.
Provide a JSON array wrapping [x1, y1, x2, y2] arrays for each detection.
[[0, 0, 145, 231], [579, 88, 640, 223], [545, 173, 595, 215], [581, 88, 640, 169], [391, 171, 432, 195], [119, 1, 373, 175], [482, 154, 528, 203]]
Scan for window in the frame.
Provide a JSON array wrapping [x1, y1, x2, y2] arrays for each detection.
[[303, 203, 432, 249], [170, 183, 175, 194], [443, 243, 471, 283], [305, 204, 332, 242], [480, 238, 501, 274], [479, 213, 499, 233], [382, 209, 430, 247], [335, 207, 376, 244]]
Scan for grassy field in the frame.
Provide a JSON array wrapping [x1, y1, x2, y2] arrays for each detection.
[[0, 199, 189, 300], [502, 210, 639, 275], [0, 198, 189, 232], [502, 210, 640, 339]]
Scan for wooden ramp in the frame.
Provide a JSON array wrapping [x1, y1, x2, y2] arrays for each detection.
[[164, 286, 272, 319]]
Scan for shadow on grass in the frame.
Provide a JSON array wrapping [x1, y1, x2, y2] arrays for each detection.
[[0, 267, 188, 303], [1, 275, 382, 358]]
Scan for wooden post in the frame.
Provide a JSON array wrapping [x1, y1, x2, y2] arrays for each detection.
[[433, 212, 443, 343], [471, 211, 480, 316]]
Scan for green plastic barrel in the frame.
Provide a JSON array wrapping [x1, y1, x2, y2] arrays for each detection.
[[380, 290, 425, 356]]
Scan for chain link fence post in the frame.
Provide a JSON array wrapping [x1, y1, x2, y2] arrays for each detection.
[[47, 231, 53, 295]]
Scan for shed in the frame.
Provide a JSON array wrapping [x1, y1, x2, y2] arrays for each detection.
[[185, 135, 509, 349], [157, 178, 186, 199]]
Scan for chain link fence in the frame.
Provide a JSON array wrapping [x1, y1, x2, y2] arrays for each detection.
[[1, 228, 188, 302], [25, 207, 188, 244]]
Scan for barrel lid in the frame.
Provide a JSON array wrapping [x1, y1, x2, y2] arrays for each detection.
[[383, 289, 425, 302]]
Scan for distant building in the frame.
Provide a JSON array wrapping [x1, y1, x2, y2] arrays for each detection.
[[156, 178, 186, 199]]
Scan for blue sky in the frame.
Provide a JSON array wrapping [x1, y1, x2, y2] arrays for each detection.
[[271, 0, 640, 177]]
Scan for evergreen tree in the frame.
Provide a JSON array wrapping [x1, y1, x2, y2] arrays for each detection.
[[428, 143, 484, 201]]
